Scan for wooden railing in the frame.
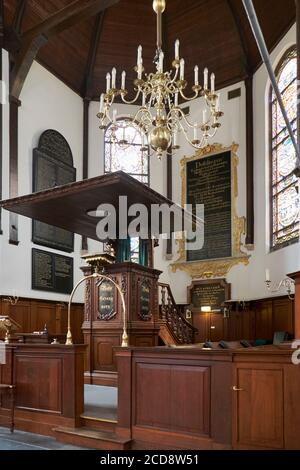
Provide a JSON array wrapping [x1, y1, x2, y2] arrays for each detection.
[[158, 283, 197, 344]]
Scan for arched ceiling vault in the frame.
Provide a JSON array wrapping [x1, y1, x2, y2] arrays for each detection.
[[2, 0, 296, 100]]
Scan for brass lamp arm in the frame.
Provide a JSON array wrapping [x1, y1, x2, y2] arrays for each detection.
[[66, 273, 128, 347]]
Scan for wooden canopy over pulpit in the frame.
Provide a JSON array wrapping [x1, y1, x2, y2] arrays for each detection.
[[1, 171, 190, 386]]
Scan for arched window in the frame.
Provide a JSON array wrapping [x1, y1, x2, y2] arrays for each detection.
[[270, 46, 299, 250], [104, 118, 149, 184], [104, 118, 150, 265]]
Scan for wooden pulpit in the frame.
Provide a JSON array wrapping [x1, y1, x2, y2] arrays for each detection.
[[81, 258, 161, 386]]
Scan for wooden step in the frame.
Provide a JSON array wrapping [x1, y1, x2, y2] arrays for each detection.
[[54, 426, 131, 450], [81, 415, 117, 433]]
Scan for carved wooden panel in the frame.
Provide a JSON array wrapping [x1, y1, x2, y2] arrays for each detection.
[[15, 356, 62, 414], [93, 334, 120, 371], [134, 362, 210, 435]]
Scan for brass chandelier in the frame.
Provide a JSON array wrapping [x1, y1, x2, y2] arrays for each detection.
[[97, 0, 224, 159]]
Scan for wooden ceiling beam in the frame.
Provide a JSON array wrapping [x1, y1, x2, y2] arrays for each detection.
[[227, 0, 252, 76], [83, 11, 105, 99], [12, 0, 27, 35], [11, 0, 119, 99], [22, 0, 118, 40], [0, 0, 4, 48]]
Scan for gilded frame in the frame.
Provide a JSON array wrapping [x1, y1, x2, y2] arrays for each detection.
[[171, 143, 250, 279]]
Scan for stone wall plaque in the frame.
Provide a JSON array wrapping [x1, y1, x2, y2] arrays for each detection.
[[32, 248, 73, 294], [32, 130, 76, 253], [188, 279, 231, 311], [171, 143, 250, 279]]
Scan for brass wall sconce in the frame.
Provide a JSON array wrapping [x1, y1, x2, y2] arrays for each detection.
[[3, 296, 19, 306], [66, 273, 128, 347], [265, 269, 295, 300]]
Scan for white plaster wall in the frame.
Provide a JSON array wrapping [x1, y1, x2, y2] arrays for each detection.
[[0, 60, 84, 302]]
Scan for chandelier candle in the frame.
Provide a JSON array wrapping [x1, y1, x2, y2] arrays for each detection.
[[97, 0, 224, 159]]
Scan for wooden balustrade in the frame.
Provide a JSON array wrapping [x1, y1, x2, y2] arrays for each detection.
[[158, 283, 197, 344]]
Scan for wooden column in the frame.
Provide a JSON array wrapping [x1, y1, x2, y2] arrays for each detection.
[[82, 98, 90, 251], [9, 96, 21, 245], [288, 271, 300, 338], [245, 75, 254, 246]]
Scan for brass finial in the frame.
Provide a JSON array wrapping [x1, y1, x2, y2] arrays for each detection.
[[153, 0, 166, 14]]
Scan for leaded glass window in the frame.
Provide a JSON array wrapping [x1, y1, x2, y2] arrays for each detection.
[[271, 46, 299, 249], [104, 118, 149, 184]]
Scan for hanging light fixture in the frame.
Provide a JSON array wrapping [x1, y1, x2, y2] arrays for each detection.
[[97, 0, 224, 159]]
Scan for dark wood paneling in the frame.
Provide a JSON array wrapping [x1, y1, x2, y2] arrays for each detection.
[[192, 296, 293, 343], [0, 344, 86, 435], [135, 362, 210, 436], [0, 296, 84, 344], [255, 301, 273, 340], [15, 356, 62, 413], [93, 334, 119, 371], [234, 365, 284, 449], [117, 346, 300, 450]]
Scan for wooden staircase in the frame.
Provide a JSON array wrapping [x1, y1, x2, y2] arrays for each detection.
[[158, 283, 197, 345], [54, 416, 131, 450]]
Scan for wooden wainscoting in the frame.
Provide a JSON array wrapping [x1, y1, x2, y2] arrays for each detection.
[[0, 296, 84, 344], [193, 295, 294, 343]]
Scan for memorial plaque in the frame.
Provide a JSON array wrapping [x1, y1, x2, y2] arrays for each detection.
[[186, 150, 232, 261], [32, 249, 73, 294], [32, 130, 76, 253], [139, 280, 151, 320], [188, 279, 230, 311], [98, 280, 116, 320]]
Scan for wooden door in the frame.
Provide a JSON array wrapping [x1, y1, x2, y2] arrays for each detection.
[[233, 363, 284, 449]]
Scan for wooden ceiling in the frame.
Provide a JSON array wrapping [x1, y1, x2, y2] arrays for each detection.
[[3, 0, 296, 100]]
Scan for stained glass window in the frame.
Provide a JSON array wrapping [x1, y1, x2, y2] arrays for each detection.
[[104, 119, 149, 264], [104, 118, 149, 184], [271, 46, 299, 249]]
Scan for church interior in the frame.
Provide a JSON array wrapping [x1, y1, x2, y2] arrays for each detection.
[[1, 0, 300, 452]]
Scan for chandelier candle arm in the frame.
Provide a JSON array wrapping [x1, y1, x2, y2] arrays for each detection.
[[97, 0, 224, 158]]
